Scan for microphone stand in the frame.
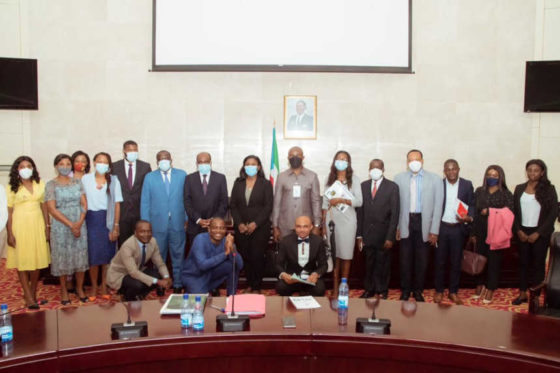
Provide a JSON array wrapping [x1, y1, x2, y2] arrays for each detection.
[[110, 301, 148, 340], [355, 297, 391, 335]]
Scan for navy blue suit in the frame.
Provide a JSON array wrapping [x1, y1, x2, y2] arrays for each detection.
[[435, 177, 474, 294], [141, 168, 187, 288]]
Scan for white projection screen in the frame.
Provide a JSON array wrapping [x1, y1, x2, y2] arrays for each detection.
[[152, 0, 411, 73]]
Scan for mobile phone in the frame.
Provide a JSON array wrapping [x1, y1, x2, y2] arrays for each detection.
[[282, 316, 296, 329]]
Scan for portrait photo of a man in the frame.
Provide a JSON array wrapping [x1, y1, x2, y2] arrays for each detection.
[[284, 95, 317, 139]]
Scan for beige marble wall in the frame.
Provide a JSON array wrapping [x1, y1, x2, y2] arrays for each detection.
[[0, 0, 548, 192]]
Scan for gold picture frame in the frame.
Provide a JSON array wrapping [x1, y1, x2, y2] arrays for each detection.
[[283, 95, 317, 140]]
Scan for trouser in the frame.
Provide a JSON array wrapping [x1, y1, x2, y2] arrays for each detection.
[[184, 258, 242, 296], [475, 238, 503, 291], [117, 214, 138, 248], [236, 227, 269, 290], [363, 243, 391, 294], [275, 278, 326, 296], [435, 223, 465, 294], [153, 228, 186, 289], [518, 226, 549, 291], [399, 213, 429, 295], [118, 267, 161, 301]]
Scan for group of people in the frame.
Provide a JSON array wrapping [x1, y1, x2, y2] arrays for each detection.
[[2, 141, 557, 308]]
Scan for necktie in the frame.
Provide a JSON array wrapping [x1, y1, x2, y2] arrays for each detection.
[[372, 181, 377, 199], [140, 244, 146, 267], [164, 171, 170, 195], [127, 163, 133, 189], [202, 175, 208, 195]]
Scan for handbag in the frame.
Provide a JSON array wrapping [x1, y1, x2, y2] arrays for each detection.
[[461, 239, 487, 275]]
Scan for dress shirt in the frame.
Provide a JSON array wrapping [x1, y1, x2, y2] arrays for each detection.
[[409, 170, 424, 213], [160, 169, 172, 183], [199, 172, 211, 184], [124, 160, 137, 186], [371, 177, 384, 194], [442, 179, 460, 223], [82, 173, 123, 211], [520, 192, 541, 228], [136, 238, 169, 284], [297, 238, 310, 268]]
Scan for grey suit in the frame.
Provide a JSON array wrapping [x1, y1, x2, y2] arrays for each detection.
[[394, 169, 444, 296]]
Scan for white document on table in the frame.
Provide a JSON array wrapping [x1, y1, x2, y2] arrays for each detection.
[[289, 296, 321, 310]]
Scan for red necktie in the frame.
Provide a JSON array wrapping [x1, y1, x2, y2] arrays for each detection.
[[127, 163, 133, 189], [202, 175, 208, 195], [372, 181, 377, 199]]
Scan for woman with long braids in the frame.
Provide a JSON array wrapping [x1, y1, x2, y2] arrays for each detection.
[[81, 152, 122, 300], [5, 156, 50, 309], [512, 159, 558, 305]]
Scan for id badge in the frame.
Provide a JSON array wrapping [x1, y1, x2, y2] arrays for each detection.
[[293, 184, 301, 199]]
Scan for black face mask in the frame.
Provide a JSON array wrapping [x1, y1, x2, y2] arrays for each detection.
[[289, 156, 303, 169]]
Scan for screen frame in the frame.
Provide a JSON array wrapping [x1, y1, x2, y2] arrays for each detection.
[[524, 60, 560, 113], [151, 0, 412, 73], [0, 57, 38, 110]]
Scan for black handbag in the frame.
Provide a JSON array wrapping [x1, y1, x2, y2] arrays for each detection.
[[461, 239, 487, 275]]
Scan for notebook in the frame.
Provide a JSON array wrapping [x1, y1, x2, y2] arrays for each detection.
[[159, 293, 208, 315]]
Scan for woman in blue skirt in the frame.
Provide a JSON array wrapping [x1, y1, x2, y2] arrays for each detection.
[[82, 152, 123, 300]]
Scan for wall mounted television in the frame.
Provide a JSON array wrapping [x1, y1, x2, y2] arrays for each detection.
[[0, 57, 38, 110], [524, 60, 560, 113]]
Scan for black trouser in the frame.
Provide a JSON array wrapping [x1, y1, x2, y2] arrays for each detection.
[[363, 244, 391, 295], [399, 213, 429, 295], [518, 226, 549, 291], [236, 226, 269, 291], [275, 278, 326, 296], [117, 214, 138, 248], [118, 267, 161, 301], [474, 238, 503, 291], [435, 223, 465, 294]]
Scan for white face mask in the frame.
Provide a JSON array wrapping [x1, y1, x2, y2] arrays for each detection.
[[369, 168, 383, 181], [408, 160, 422, 174], [19, 168, 33, 180]]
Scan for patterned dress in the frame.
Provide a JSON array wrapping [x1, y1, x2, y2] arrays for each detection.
[[45, 179, 89, 276]]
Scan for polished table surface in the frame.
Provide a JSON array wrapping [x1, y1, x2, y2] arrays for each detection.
[[2, 296, 560, 372]]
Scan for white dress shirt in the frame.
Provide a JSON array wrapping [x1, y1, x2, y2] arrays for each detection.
[[520, 192, 541, 228], [371, 177, 384, 194], [442, 179, 460, 223], [199, 172, 211, 184], [124, 160, 137, 186], [160, 169, 172, 183]]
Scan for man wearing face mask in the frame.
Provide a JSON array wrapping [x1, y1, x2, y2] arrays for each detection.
[[184, 152, 228, 249], [394, 149, 444, 302], [140, 150, 188, 293], [272, 147, 322, 241], [112, 140, 152, 247], [356, 159, 400, 299]]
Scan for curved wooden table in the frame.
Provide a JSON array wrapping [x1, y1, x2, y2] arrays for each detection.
[[1, 297, 559, 372]]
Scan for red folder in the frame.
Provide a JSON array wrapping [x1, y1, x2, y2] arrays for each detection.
[[456, 200, 468, 217], [225, 294, 266, 318]]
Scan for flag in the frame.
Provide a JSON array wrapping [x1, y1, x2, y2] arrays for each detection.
[[270, 125, 279, 188]]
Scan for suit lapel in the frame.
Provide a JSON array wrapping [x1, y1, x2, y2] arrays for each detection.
[[247, 177, 260, 206]]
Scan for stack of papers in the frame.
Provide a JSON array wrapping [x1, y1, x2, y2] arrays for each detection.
[[289, 296, 321, 310], [159, 293, 208, 315], [225, 294, 266, 317], [324, 181, 354, 212], [291, 273, 316, 286]]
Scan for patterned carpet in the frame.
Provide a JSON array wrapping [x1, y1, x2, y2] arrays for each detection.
[[0, 259, 530, 315]]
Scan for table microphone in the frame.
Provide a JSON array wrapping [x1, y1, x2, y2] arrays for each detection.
[[4, 300, 48, 314], [355, 297, 391, 335], [216, 246, 250, 332], [110, 301, 148, 340]]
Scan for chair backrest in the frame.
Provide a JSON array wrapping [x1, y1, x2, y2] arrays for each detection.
[[546, 233, 560, 309]]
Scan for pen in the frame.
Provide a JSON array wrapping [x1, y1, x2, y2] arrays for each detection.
[[209, 304, 225, 313]]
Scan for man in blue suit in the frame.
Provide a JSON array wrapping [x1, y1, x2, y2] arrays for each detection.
[[141, 150, 188, 293], [434, 159, 474, 305], [394, 149, 444, 302]]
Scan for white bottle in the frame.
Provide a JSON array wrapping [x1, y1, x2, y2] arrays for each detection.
[[180, 294, 193, 329]]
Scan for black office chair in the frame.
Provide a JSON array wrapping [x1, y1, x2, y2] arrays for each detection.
[[529, 232, 560, 317]]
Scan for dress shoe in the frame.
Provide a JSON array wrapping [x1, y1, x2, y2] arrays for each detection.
[[379, 292, 388, 300], [449, 293, 463, 305], [173, 287, 183, 294], [156, 286, 165, 297], [512, 296, 528, 305], [360, 291, 374, 299], [413, 291, 425, 302], [399, 292, 410, 301], [433, 292, 443, 303]]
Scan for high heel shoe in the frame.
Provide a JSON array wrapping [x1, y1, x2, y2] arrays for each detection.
[[61, 299, 71, 306], [472, 285, 485, 299], [79, 297, 88, 303], [482, 290, 493, 304], [512, 296, 528, 305]]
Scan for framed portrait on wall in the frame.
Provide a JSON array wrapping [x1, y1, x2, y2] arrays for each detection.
[[284, 95, 317, 140]]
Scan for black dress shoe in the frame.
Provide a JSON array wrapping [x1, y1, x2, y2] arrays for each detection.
[[360, 291, 374, 299], [173, 287, 183, 294], [512, 296, 528, 305], [399, 292, 410, 301], [156, 286, 165, 297], [413, 292, 425, 302]]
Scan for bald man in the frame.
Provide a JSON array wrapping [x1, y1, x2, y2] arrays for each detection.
[[272, 147, 322, 241], [184, 152, 228, 247], [181, 218, 243, 296], [275, 216, 327, 296]]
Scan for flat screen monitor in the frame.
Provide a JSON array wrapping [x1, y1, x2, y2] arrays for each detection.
[[524, 60, 560, 113], [0, 57, 38, 110]]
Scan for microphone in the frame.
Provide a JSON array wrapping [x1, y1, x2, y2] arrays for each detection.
[[110, 301, 148, 340], [4, 300, 48, 314], [355, 297, 391, 335]]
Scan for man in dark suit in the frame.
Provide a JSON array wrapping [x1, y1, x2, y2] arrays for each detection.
[[356, 159, 400, 299], [184, 152, 228, 247], [434, 159, 474, 305], [112, 140, 152, 246], [275, 215, 327, 296], [287, 100, 314, 132]]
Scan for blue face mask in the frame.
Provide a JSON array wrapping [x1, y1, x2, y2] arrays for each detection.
[[198, 163, 211, 175], [57, 167, 72, 176], [486, 177, 499, 187], [158, 160, 171, 172], [244, 165, 258, 177], [334, 160, 348, 171], [125, 152, 138, 163], [95, 163, 109, 175]]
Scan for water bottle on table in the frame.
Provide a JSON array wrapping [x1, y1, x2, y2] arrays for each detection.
[[338, 278, 349, 325], [192, 296, 204, 331], [180, 294, 193, 329], [0, 304, 13, 344]]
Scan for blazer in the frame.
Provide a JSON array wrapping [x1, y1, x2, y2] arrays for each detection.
[[230, 177, 273, 232], [442, 177, 475, 234], [183, 171, 228, 235], [394, 169, 444, 242], [513, 182, 558, 237], [140, 168, 187, 233], [275, 233, 327, 277], [106, 235, 169, 290], [356, 178, 400, 247], [486, 207, 514, 250], [112, 159, 151, 222]]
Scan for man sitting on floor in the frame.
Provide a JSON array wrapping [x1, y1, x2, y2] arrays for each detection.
[[107, 220, 172, 301], [181, 217, 243, 296], [275, 215, 327, 296]]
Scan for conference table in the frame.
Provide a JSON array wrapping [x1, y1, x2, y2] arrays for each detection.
[[1, 296, 559, 372]]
